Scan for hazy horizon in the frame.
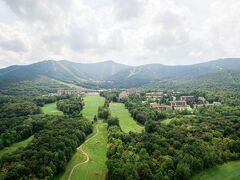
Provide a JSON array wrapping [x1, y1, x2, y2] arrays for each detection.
[[1, 0, 240, 68]]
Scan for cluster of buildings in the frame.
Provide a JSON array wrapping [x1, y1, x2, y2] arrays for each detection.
[[149, 93, 221, 111], [119, 88, 142, 99]]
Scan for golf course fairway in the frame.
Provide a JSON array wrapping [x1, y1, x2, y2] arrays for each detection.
[[67, 121, 107, 180], [81, 94, 105, 121], [110, 102, 143, 133], [41, 102, 63, 115], [192, 161, 240, 180], [57, 94, 107, 180]]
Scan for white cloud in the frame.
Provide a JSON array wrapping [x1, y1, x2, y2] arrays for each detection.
[[113, 0, 144, 21], [0, 0, 240, 67]]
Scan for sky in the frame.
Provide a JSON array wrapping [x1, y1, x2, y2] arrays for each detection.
[[0, 0, 240, 68]]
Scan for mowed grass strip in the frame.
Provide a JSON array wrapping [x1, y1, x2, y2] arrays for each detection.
[[56, 94, 107, 180], [192, 161, 240, 180], [70, 122, 108, 180], [55, 147, 85, 180], [81, 94, 105, 121], [41, 102, 63, 115], [0, 136, 33, 158], [110, 102, 143, 133]]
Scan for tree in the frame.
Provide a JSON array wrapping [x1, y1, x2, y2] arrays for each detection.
[[93, 115, 98, 122], [175, 163, 191, 180]]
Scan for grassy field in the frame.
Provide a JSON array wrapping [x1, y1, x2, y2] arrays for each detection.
[[57, 122, 107, 180], [41, 102, 63, 115], [0, 136, 33, 158], [81, 94, 105, 121], [69, 122, 107, 180], [56, 94, 107, 180], [192, 161, 240, 180], [110, 102, 143, 133]]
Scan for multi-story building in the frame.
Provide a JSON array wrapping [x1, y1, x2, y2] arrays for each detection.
[[180, 96, 195, 104], [146, 92, 163, 98], [170, 100, 187, 107]]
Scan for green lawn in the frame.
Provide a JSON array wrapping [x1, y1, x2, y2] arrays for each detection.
[[81, 94, 105, 121], [41, 102, 63, 115], [56, 94, 107, 180], [57, 122, 107, 180], [0, 136, 33, 158], [70, 122, 107, 180], [192, 161, 240, 180], [110, 102, 143, 133]]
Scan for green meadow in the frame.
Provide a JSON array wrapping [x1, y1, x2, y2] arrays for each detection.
[[69, 122, 108, 180], [57, 94, 107, 180], [41, 102, 63, 115], [0, 136, 33, 158], [192, 161, 240, 180], [81, 94, 105, 121], [110, 102, 143, 133]]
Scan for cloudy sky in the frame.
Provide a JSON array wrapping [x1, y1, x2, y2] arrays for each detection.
[[0, 0, 240, 67]]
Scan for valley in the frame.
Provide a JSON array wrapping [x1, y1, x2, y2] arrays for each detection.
[[1, 0, 240, 178], [0, 59, 239, 180]]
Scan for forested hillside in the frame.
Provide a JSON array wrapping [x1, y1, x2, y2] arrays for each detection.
[[105, 58, 240, 88], [0, 60, 130, 87], [104, 90, 240, 180], [1, 59, 240, 93], [0, 95, 93, 179]]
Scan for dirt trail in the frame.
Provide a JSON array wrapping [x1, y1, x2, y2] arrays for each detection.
[[68, 124, 99, 180]]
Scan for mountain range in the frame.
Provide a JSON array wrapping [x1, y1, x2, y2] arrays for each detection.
[[0, 58, 240, 90]]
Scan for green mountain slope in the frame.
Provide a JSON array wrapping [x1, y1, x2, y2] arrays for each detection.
[[0, 60, 130, 87], [0, 58, 240, 90], [104, 58, 240, 88]]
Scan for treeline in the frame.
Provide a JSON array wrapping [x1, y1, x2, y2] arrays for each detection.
[[56, 96, 84, 115], [0, 115, 57, 150], [0, 116, 93, 179], [33, 94, 70, 107], [100, 90, 119, 102], [0, 101, 41, 118], [0, 77, 69, 96], [98, 100, 111, 120]]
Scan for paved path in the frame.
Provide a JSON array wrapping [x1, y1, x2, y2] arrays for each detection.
[[68, 124, 99, 180]]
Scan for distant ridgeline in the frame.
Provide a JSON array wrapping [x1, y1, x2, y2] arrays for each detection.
[[0, 58, 240, 95]]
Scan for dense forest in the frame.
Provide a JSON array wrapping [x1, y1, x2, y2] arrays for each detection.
[[0, 78, 239, 179], [56, 96, 84, 115], [103, 89, 240, 180], [0, 94, 93, 179], [0, 116, 92, 179]]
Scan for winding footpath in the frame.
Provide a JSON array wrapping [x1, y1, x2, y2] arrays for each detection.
[[68, 124, 99, 180]]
